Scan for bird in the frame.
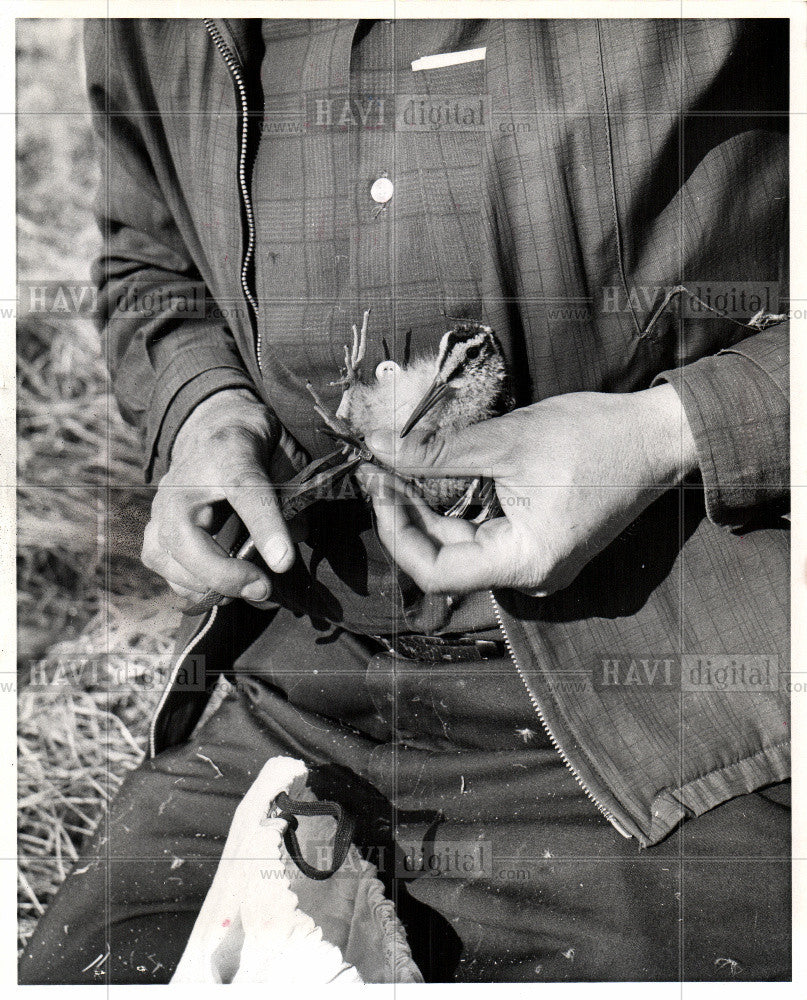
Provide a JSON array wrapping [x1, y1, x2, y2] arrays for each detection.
[[183, 315, 510, 616], [307, 310, 512, 520]]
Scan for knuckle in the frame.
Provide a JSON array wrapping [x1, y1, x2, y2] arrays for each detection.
[[213, 424, 269, 466], [141, 546, 166, 579], [227, 464, 260, 492], [209, 424, 253, 451], [209, 568, 250, 598], [140, 523, 160, 566], [151, 487, 184, 524], [150, 489, 169, 518], [156, 522, 177, 554]]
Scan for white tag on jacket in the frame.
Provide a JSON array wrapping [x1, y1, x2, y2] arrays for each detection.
[[411, 47, 486, 72]]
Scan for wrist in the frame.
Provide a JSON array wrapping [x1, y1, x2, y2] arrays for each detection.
[[172, 387, 269, 460], [633, 383, 699, 486]]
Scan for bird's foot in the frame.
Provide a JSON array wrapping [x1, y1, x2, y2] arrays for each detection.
[[469, 479, 501, 524], [440, 477, 500, 522], [305, 381, 372, 459], [319, 425, 374, 463], [444, 477, 482, 519]]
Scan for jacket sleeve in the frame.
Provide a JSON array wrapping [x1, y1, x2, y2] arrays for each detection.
[[652, 321, 789, 529], [84, 20, 258, 482]]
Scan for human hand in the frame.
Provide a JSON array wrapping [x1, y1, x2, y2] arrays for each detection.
[[141, 388, 308, 609], [362, 384, 698, 596]]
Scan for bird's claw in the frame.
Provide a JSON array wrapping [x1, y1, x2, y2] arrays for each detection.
[[318, 425, 373, 463], [444, 478, 482, 519], [342, 308, 370, 381]]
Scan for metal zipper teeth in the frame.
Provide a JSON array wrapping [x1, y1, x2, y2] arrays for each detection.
[[203, 19, 262, 369], [489, 590, 632, 839], [148, 606, 219, 758]]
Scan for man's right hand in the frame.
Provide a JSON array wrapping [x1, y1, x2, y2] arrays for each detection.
[[141, 388, 307, 609]]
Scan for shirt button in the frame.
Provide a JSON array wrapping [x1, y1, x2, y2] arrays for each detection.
[[370, 176, 394, 204]]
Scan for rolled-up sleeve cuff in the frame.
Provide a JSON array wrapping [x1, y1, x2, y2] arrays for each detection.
[[652, 338, 788, 529], [145, 349, 257, 482]]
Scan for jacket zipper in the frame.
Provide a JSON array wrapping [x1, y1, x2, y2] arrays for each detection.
[[148, 606, 219, 758], [489, 590, 633, 839], [203, 19, 262, 370]]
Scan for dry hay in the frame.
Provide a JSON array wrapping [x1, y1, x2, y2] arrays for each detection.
[[17, 598, 182, 948], [17, 20, 181, 952]]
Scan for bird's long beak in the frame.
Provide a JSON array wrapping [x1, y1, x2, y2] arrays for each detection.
[[400, 378, 450, 438]]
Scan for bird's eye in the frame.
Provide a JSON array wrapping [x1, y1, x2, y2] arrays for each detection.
[[375, 360, 400, 381]]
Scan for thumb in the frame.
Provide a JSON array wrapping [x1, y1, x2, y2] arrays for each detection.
[[224, 466, 295, 574], [366, 414, 513, 479]]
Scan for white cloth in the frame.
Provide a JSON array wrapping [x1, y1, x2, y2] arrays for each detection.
[[172, 756, 422, 984]]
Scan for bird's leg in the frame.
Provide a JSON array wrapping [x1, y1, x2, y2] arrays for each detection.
[[305, 381, 355, 441]]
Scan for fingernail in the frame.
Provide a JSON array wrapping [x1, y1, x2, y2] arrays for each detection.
[[367, 430, 395, 455], [265, 539, 292, 568], [241, 579, 269, 601]]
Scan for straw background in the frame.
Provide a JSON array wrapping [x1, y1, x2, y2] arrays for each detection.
[[17, 19, 181, 950]]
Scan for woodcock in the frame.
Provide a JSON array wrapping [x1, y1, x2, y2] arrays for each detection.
[[308, 310, 513, 520], [181, 312, 513, 616]]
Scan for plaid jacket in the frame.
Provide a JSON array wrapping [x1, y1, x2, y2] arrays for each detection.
[[84, 18, 789, 845]]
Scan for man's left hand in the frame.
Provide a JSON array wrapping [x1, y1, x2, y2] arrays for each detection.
[[362, 384, 698, 597]]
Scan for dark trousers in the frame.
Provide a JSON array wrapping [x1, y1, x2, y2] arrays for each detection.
[[20, 611, 790, 983]]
